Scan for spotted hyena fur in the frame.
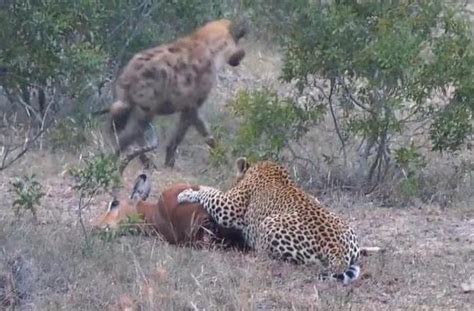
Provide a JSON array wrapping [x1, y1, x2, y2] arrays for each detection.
[[101, 19, 247, 168]]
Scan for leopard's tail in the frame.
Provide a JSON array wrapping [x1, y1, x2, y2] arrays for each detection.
[[319, 264, 361, 284], [333, 264, 361, 285]]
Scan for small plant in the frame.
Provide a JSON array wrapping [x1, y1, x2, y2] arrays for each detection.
[[394, 143, 427, 198], [95, 214, 144, 242], [69, 153, 121, 197], [69, 153, 121, 250], [10, 174, 45, 221], [116, 214, 144, 236]]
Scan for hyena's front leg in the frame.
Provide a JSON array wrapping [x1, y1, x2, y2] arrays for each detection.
[[164, 110, 192, 167], [188, 108, 216, 148]]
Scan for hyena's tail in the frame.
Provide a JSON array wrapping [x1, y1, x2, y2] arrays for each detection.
[[93, 101, 131, 133]]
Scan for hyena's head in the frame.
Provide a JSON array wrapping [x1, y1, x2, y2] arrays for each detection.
[[194, 18, 248, 69]]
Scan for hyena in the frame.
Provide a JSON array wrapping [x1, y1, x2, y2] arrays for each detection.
[[97, 19, 247, 168]]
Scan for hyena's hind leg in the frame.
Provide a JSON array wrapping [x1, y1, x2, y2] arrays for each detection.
[[164, 108, 216, 167], [164, 109, 193, 167]]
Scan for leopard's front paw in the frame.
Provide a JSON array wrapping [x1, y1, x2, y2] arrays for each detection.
[[177, 188, 200, 204]]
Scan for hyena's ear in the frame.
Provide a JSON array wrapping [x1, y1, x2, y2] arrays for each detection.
[[130, 174, 151, 201], [235, 157, 250, 175], [230, 17, 249, 41]]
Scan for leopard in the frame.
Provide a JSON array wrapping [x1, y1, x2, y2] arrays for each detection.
[[177, 157, 361, 284], [96, 19, 247, 168]]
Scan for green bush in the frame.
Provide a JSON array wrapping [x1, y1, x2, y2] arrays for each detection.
[[394, 143, 427, 198], [10, 174, 45, 220], [230, 88, 323, 161], [276, 0, 473, 186], [68, 153, 122, 250], [69, 153, 121, 197], [430, 96, 473, 153]]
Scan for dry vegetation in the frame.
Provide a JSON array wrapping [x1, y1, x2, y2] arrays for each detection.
[[1, 40, 473, 310]]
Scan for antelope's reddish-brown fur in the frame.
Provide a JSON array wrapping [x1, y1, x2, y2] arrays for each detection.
[[94, 182, 246, 249]]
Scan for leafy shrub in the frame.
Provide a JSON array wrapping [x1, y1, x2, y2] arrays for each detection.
[[230, 88, 323, 161], [68, 153, 122, 250], [10, 174, 45, 220], [394, 143, 427, 198], [69, 153, 121, 197], [276, 0, 473, 187], [430, 95, 473, 153]]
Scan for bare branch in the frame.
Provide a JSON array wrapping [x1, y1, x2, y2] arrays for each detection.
[[327, 78, 347, 166], [39, 87, 57, 150], [338, 77, 373, 113], [0, 124, 52, 171], [3, 87, 43, 124]]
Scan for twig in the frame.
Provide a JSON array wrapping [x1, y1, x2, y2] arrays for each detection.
[[0, 125, 52, 171], [4, 87, 43, 125], [77, 185, 101, 243], [286, 144, 320, 175], [77, 194, 89, 243], [327, 78, 347, 167], [39, 87, 56, 150], [339, 77, 373, 113]]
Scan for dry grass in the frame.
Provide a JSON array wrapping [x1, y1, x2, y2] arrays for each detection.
[[0, 151, 473, 310], [1, 37, 473, 310]]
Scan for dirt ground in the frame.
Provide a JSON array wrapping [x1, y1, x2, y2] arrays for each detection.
[[0, 151, 473, 310], [1, 36, 473, 310]]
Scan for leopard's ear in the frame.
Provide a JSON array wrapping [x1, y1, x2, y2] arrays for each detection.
[[235, 157, 250, 175]]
